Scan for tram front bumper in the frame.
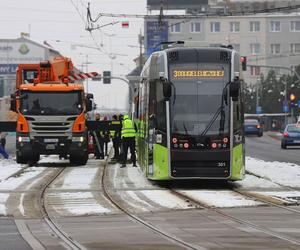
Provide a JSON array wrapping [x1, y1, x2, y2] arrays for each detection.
[[170, 149, 231, 179]]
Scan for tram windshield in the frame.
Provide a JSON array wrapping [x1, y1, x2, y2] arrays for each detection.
[[169, 63, 230, 136]]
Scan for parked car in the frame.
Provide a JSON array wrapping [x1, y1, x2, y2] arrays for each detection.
[[244, 119, 263, 137], [281, 124, 300, 149]]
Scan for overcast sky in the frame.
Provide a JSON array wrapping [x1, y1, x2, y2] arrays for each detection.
[[0, 0, 147, 111]]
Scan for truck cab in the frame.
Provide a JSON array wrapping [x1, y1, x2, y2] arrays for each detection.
[[11, 57, 93, 165]]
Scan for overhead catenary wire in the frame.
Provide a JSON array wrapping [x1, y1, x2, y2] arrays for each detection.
[[87, 4, 300, 20]]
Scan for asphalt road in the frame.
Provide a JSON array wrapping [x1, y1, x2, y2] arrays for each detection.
[[245, 133, 300, 165]]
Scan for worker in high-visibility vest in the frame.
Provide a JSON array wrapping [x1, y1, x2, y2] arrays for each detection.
[[121, 114, 137, 168]]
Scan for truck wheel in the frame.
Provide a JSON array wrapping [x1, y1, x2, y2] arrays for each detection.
[[16, 153, 28, 164], [69, 154, 77, 165], [69, 153, 88, 166], [29, 154, 40, 165], [78, 153, 88, 166]]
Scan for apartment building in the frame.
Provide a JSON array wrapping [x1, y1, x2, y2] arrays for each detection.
[[145, 13, 300, 85]]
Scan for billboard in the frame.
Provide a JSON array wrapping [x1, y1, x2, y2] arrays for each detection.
[[147, 0, 208, 10], [0, 41, 46, 69], [146, 21, 168, 56]]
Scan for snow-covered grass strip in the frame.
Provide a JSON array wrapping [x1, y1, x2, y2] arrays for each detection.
[[246, 157, 300, 188], [237, 174, 280, 189]]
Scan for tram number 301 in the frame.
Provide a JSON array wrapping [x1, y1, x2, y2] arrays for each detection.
[[217, 162, 226, 167]]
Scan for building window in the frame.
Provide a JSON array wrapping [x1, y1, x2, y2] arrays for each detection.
[[170, 23, 181, 33], [290, 21, 300, 32], [230, 22, 240, 32], [250, 21, 260, 32], [190, 22, 201, 33], [250, 43, 261, 55], [270, 21, 281, 32], [250, 66, 261, 76], [210, 22, 221, 32], [232, 44, 240, 52], [274, 68, 280, 75], [290, 43, 300, 53], [270, 44, 281, 54]]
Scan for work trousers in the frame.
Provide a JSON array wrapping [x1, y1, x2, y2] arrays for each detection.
[[121, 137, 136, 165], [93, 135, 104, 159], [112, 138, 120, 159]]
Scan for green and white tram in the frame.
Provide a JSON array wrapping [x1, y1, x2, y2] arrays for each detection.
[[135, 46, 245, 181]]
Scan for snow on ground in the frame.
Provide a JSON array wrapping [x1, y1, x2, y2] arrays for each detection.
[[39, 155, 69, 164], [48, 192, 113, 216], [0, 167, 47, 191], [177, 190, 263, 208], [51, 168, 99, 190], [236, 174, 281, 189], [139, 190, 194, 209], [0, 158, 24, 181], [244, 156, 300, 188], [0, 193, 9, 215]]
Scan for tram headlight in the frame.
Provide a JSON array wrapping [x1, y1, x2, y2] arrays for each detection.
[[211, 142, 217, 149], [223, 137, 229, 144], [172, 137, 178, 144], [183, 143, 189, 149]]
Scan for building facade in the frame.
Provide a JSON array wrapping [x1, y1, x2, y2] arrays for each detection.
[[0, 35, 61, 120], [145, 13, 300, 85]]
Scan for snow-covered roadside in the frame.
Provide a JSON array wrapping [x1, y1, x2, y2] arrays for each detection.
[[242, 156, 300, 188], [0, 158, 24, 181]]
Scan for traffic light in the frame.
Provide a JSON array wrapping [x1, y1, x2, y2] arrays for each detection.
[[290, 93, 296, 101], [240, 56, 247, 71], [103, 71, 111, 84]]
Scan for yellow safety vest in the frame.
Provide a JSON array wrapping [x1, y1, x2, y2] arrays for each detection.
[[121, 119, 136, 138]]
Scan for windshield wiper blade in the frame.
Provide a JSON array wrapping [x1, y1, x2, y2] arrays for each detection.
[[183, 122, 190, 136], [200, 82, 230, 137], [200, 106, 222, 137]]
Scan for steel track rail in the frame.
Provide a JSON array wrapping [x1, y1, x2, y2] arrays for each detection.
[[232, 186, 300, 214], [39, 167, 87, 250], [171, 189, 300, 247], [101, 156, 204, 250]]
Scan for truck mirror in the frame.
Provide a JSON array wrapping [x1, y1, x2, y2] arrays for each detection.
[[163, 81, 172, 99], [10, 94, 16, 112], [86, 99, 93, 112], [86, 93, 93, 99], [230, 77, 240, 102]]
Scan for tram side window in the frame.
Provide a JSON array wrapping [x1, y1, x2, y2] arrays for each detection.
[[156, 80, 166, 132], [149, 80, 156, 128]]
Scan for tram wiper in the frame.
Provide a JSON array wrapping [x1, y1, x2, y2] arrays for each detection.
[[200, 82, 230, 137], [183, 122, 190, 136]]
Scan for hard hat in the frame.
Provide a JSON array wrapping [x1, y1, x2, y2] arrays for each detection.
[[123, 114, 129, 120]]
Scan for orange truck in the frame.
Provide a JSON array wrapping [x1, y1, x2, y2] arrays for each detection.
[[10, 57, 93, 165]]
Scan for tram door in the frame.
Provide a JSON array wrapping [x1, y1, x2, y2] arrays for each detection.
[[148, 80, 156, 175]]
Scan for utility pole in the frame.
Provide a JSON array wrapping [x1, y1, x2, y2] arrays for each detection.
[[86, 54, 89, 93]]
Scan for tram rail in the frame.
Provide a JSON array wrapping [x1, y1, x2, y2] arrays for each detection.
[[101, 152, 204, 250], [171, 188, 300, 247], [38, 166, 87, 250]]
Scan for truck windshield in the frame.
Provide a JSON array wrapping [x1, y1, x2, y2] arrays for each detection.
[[20, 91, 82, 115], [169, 63, 230, 136]]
